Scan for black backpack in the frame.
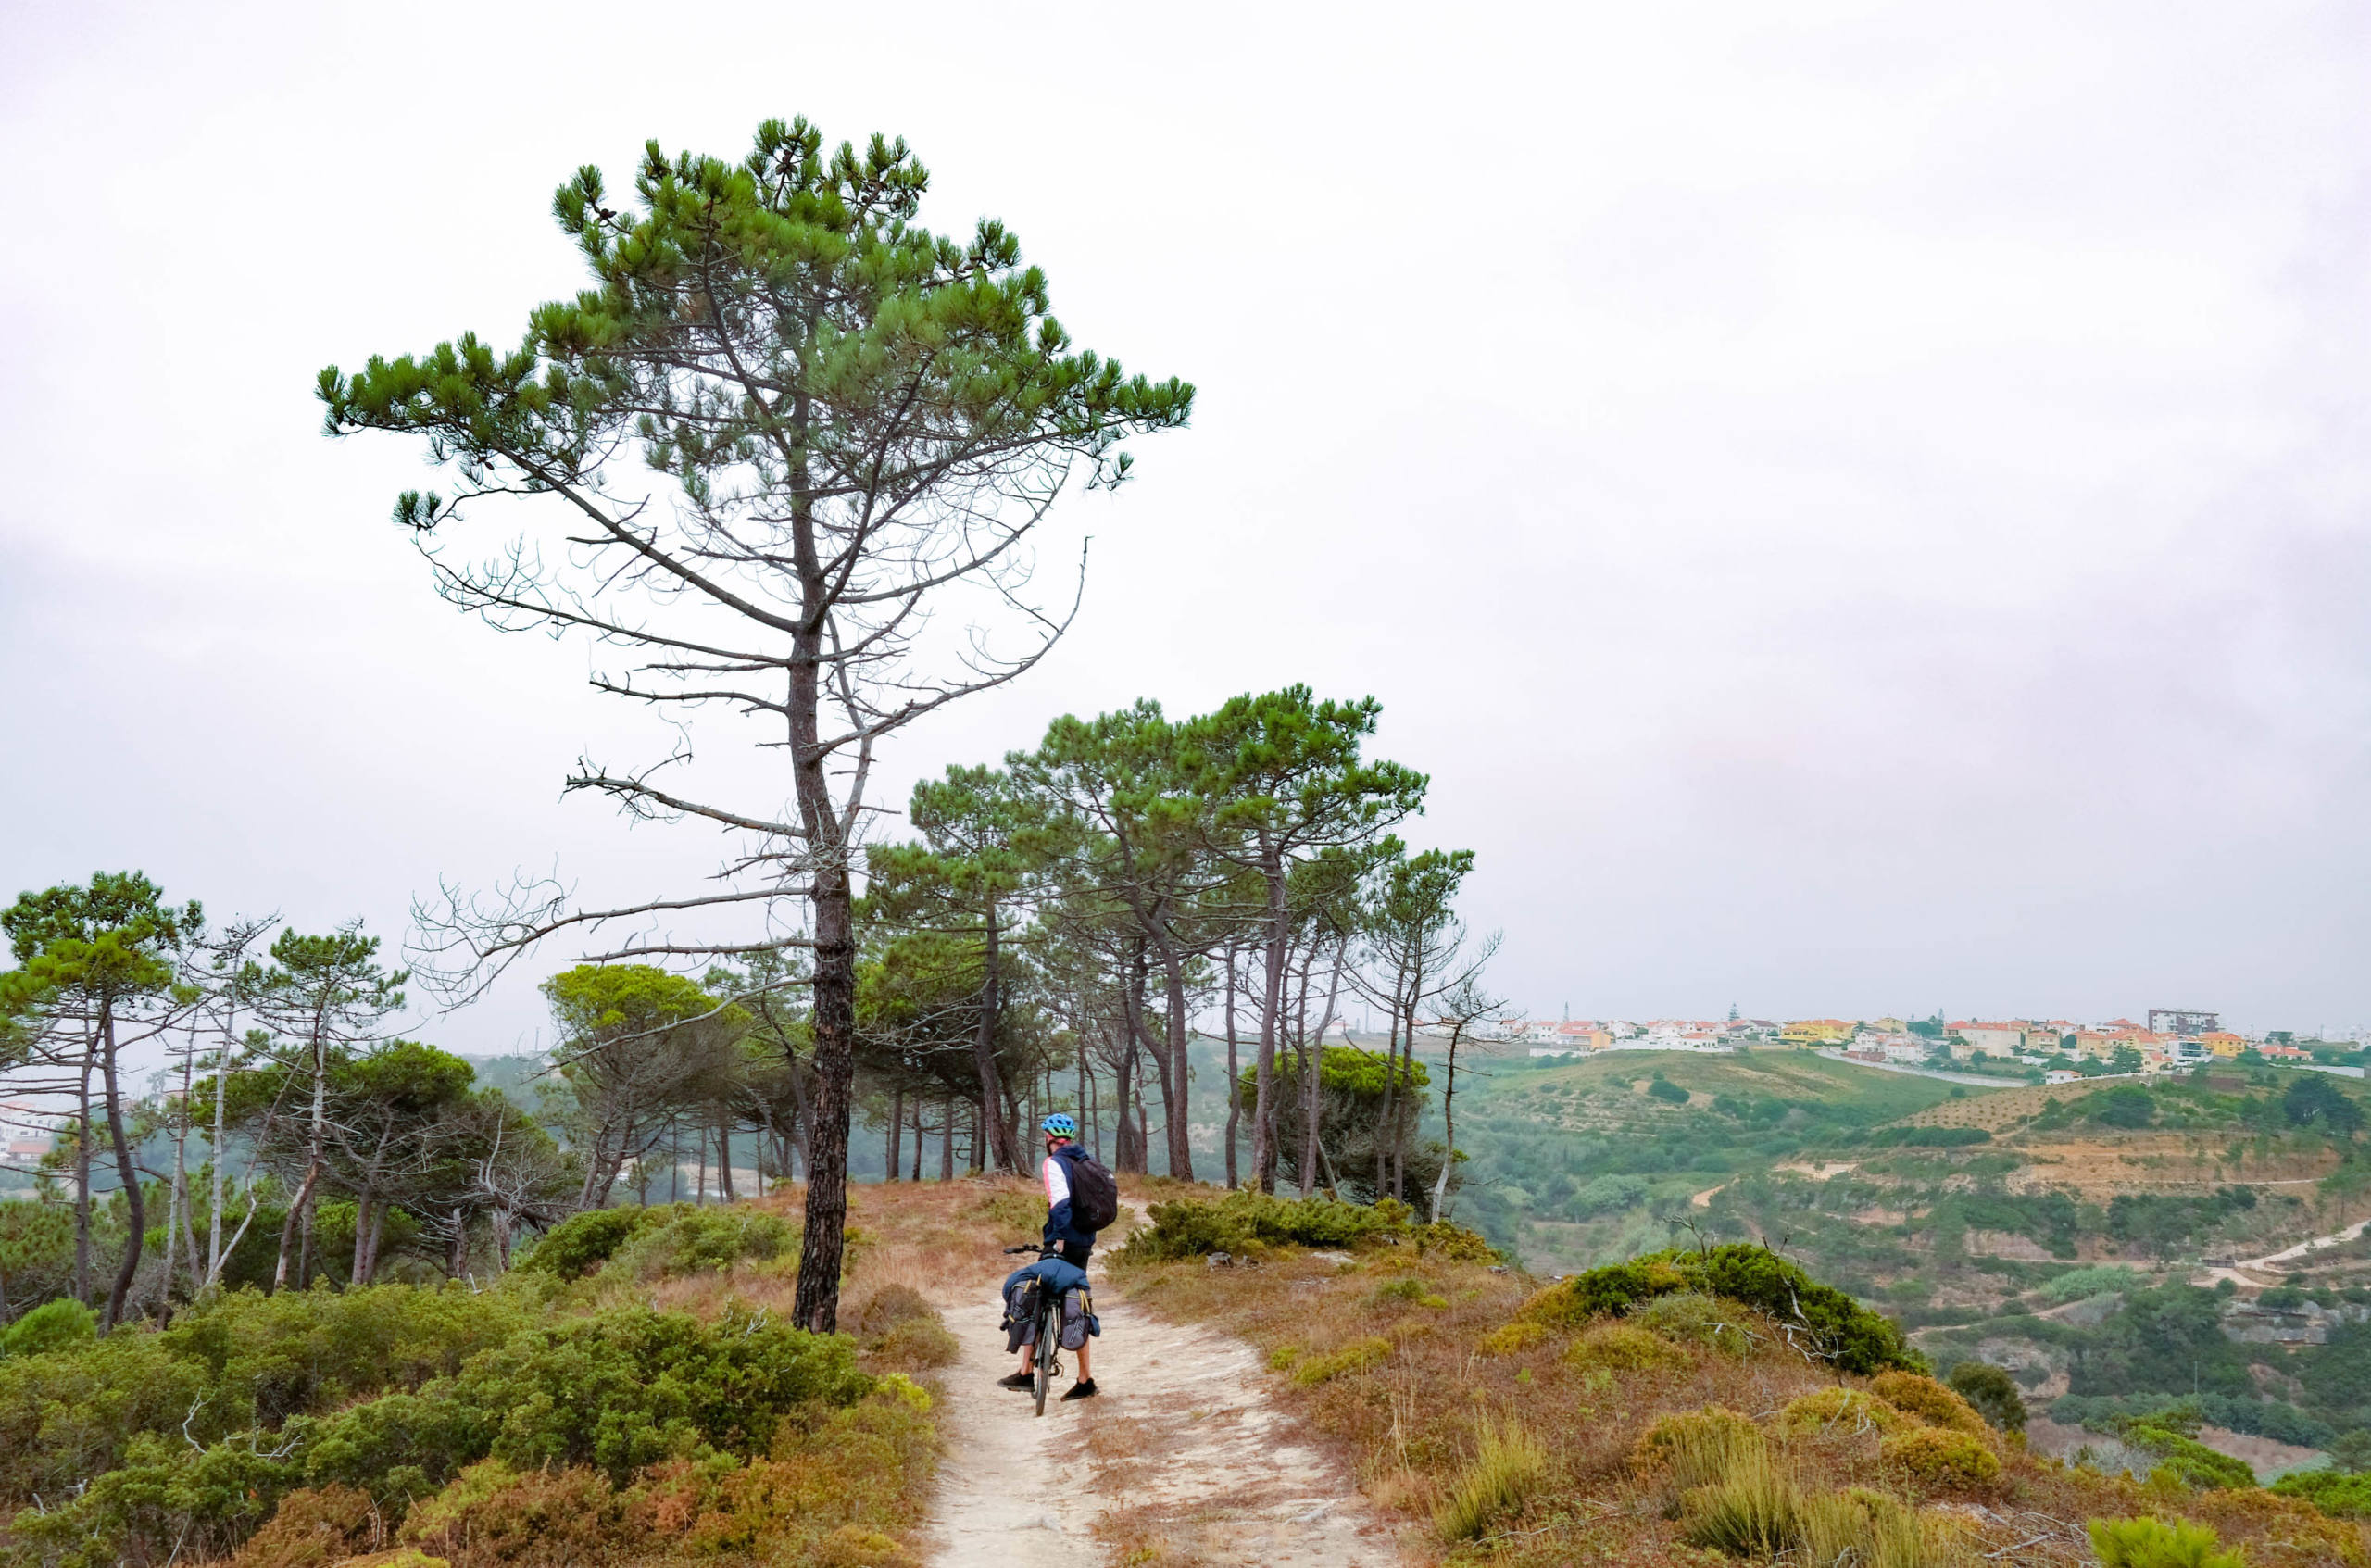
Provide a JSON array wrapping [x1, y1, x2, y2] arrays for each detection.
[[1061, 1147, 1120, 1234]]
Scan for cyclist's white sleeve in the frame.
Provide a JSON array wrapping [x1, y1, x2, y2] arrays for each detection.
[[1043, 1154, 1070, 1208]]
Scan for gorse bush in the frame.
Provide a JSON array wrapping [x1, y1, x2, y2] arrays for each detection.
[[604, 1206, 796, 1279], [2087, 1516, 2243, 1568], [1871, 1372, 1987, 1436], [0, 1298, 94, 1359], [2270, 1467, 2371, 1518], [1523, 1244, 1922, 1375], [516, 1202, 796, 1282], [1124, 1191, 1468, 1259], [8, 1303, 872, 1568], [1881, 1427, 2000, 1491]]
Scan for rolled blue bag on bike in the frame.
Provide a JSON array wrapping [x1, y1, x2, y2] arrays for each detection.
[[1001, 1255, 1098, 1353]]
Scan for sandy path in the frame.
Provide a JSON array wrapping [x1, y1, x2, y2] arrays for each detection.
[[922, 1282, 1400, 1567]]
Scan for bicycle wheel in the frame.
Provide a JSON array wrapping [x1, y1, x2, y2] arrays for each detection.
[[1033, 1295, 1057, 1415]]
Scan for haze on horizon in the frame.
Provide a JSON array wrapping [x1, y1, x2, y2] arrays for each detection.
[[4, 1, 2367, 1055]]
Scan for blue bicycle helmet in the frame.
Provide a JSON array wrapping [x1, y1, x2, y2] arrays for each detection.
[[1040, 1112, 1077, 1137]]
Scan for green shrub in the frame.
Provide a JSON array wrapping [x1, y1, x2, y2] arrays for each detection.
[[1632, 1290, 1750, 1359], [516, 1206, 646, 1277], [1565, 1323, 1689, 1374], [2040, 1264, 2143, 1303], [1290, 1336, 1390, 1386], [1633, 1407, 1761, 1487], [0, 1298, 95, 1359], [1434, 1418, 1549, 1541], [1122, 1192, 1415, 1261], [1373, 1276, 1428, 1306], [2087, 1516, 2242, 1568], [1945, 1361, 2027, 1434], [1413, 1222, 1497, 1261], [1880, 1427, 2000, 1490], [1779, 1388, 1907, 1436], [2271, 1467, 2371, 1518], [603, 1206, 795, 1279], [2122, 1425, 2254, 1491], [1526, 1246, 1920, 1375], [1477, 1321, 1548, 1356], [1797, 1488, 1970, 1568], [1871, 1372, 1987, 1436], [11, 1306, 872, 1568]]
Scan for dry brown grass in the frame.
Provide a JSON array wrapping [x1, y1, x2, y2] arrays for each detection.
[[1106, 1204, 2371, 1568]]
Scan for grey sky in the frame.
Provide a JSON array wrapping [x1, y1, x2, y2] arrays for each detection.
[[4, 1, 2367, 1055]]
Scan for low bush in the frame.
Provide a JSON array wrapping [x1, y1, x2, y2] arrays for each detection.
[[1524, 1245, 1921, 1375], [1121, 1192, 1417, 1260], [1290, 1336, 1391, 1386], [1779, 1388, 1908, 1436], [10, 1306, 873, 1568], [1477, 1321, 1548, 1357], [2087, 1516, 2242, 1568], [1373, 1277, 1428, 1306], [1634, 1407, 1761, 1488], [1882, 1427, 2001, 1491], [2126, 1426, 2254, 1492], [603, 1206, 795, 1280], [1412, 1222, 1498, 1261], [0, 1298, 94, 1359], [1566, 1323, 1689, 1374], [1434, 1417, 1550, 1541], [1945, 1361, 2027, 1434], [1872, 1372, 1987, 1436], [1632, 1290, 1751, 1359], [2040, 1264, 2144, 1303], [516, 1207, 645, 1278], [227, 1485, 383, 1568], [2270, 1468, 2371, 1519], [399, 1460, 628, 1567]]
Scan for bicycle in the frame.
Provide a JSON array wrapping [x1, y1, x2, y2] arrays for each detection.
[[1002, 1243, 1070, 1416]]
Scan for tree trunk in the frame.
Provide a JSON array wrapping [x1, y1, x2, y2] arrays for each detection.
[[1157, 943, 1196, 1182], [446, 1207, 468, 1277], [1248, 840, 1287, 1193], [886, 1083, 904, 1182], [718, 1114, 737, 1202], [939, 1099, 954, 1180], [1374, 957, 1408, 1199], [73, 1042, 93, 1304], [1301, 942, 1346, 1199], [1430, 1030, 1462, 1223], [972, 904, 1023, 1173], [99, 1008, 146, 1331], [1223, 947, 1241, 1190], [273, 1160, 320, 1293], [792, 847, 858, 1333], [208, 1028, 232, 1284]]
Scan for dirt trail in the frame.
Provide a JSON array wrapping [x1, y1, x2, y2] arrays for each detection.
[[923, 1280, 1399, 1567], [2194, 1216, 2371, 1286]]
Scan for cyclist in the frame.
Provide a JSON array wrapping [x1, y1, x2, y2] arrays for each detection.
[[997, 1112, 1098, 1400]]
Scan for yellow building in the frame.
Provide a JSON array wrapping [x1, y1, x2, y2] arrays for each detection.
[[1781, 1019, 1853, 1047], [2200, 1032, 2251, 1058]]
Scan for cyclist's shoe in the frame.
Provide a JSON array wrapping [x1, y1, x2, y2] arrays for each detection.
[[1060, 1378, 1098, 1401], [996, 1371, 1034, 1390]]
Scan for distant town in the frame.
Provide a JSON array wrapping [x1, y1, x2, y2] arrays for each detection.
[[1473, 1008, 2371, 1082]]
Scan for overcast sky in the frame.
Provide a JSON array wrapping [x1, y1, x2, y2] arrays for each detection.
[[5, 1, 2368, 1055]]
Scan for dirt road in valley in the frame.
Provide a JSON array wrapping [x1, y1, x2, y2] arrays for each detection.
[[2194, 1216, 2371, 1286], [922, 1280, 1400, 1567]]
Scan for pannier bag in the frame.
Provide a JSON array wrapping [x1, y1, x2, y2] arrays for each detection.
[[1002, 1278, 1041, 1353]]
